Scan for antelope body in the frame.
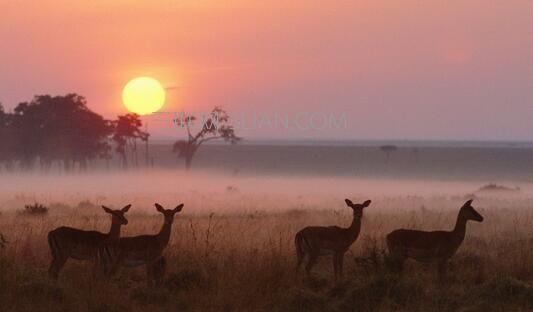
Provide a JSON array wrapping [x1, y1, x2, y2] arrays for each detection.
[[99, 203, 183, 286], [47, 204, 131, 279], [386, 199, 483, 277], [295, 199, 371, 280]]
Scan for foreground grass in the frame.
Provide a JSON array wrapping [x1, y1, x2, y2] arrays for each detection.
[[1, 195, 533, 311]]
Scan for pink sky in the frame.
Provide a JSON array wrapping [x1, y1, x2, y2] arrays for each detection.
[[1, 1, 533, 140]]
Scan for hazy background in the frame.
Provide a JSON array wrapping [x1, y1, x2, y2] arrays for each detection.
[[1, 3, 533, 310], [1, 142, 530, 215], [1, 1, 533, 140]]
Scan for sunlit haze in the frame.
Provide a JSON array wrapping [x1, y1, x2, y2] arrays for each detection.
[[2, 3, 533, 309], [1, 1, 532, 140]]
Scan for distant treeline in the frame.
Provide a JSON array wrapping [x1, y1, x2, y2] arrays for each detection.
[[0, 94, 147, 171]]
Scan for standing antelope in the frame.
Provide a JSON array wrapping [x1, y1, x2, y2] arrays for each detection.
[[386, 199, 483, 279], [47, 204, 131, 279], [99, 203, 183, 286], [295, 199, 371, 280]]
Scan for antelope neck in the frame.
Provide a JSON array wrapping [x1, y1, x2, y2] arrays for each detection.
[[157, 220, 173, 245], [107, 218, 122, 239], [452, 211, 468, 243], [347, 214, 362, 239]]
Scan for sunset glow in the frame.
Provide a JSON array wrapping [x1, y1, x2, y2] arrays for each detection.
[[2, 0, 533, 140], [122, 77, 166, 115], [2, 1, 533, 310]]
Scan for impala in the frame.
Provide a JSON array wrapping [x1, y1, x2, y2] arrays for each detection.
[[295, 199, 371, 280], [386, 199, 483, 278], [99, 203, 183, 286], [47, 204, 131, 279]]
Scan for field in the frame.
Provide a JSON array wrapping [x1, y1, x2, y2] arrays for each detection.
[[1, 169, 533, 311]]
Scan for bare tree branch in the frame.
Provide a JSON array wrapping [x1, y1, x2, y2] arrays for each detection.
[[172, 107, 240, 170]]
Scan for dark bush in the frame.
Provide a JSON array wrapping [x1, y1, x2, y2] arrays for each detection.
[[470, 275, 533, 307], [16, 282, 65, 302], [165, 268, 206, 291], [477, 183, 520, 193], [130, 287, 170, 306], [20, 203, 49, 216], [274, 287, 331, 312], [77, 200, 98, 210]]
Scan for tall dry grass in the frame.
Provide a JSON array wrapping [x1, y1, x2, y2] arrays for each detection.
[[1, 193, 533, 311]]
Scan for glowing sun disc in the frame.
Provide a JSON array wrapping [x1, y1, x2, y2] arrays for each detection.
[[122, 77, 166, 115]]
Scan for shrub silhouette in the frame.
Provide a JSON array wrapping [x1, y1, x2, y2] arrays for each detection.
[[20, 203, 49, 216]]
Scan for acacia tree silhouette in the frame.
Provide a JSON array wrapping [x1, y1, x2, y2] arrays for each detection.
[[112, 114, 149, 169], [173, 107, 240, 170]]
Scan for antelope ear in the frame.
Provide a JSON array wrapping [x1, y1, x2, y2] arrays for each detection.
[[464, 199, 473, 206], [155, 203, 165, 213], [345, 199, 354, 207], [362, 200, 372, 208], [121, 204, 132, 212], [102, 206, 113, 214], [174, 204, 184, 213]]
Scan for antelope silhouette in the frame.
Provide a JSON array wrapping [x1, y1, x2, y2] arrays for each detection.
[[47, 204, 131, 279], [295, 199, 371, 280], [98, 203, 183, 286], [386, 199, 483, 279]]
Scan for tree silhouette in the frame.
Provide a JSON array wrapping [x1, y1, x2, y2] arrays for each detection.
[[0, 94, 156, 172], [173, 107, 240, 170], [0, 103, 17, 171], [380, 145, 398, 163], [1, 94, 112, 171], [112, 114, 149, 169]]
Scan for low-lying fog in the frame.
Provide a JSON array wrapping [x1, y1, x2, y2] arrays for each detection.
[[0, 170, 529, 215]]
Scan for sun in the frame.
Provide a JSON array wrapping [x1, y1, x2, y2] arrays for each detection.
[[122, 77, 166, 115]]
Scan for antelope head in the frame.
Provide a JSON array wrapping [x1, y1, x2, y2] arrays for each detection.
[[155, 203, 184, 225], [344, 199, 371, 218], [460, 199, 483, 222], [102, 204, 131, 225]]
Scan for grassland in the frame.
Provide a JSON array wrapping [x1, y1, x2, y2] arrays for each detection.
[[1, 188, 533, 311]]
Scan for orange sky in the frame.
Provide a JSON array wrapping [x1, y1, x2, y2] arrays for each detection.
[[1, 1, 533, 140]]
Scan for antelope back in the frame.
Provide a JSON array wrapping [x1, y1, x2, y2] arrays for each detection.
[[48, 204, 132, 256], [296, 199, 372, 254]]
